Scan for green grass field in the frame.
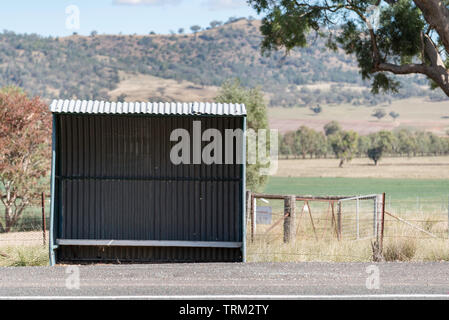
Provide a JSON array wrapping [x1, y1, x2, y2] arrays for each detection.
[[265, 177, 449, 202]]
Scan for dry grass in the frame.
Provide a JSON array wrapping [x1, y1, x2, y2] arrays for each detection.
[[274, 156, 449, 179], [247, 236, 449, 263], [383, 239, 417, 261], [0, 246, 48, 267], [269, 98, 449, 135], [108, 72, 219, 102], [0, 231, 49, 266], [247, 238, 373, 262], [246, 207, 449, 262]]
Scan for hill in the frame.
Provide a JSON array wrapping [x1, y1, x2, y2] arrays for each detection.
[[0, 18, 447, 107]]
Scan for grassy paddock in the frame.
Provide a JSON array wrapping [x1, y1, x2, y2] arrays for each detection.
[[275, 156, 449, 180], [246, 215, 449, 263], [248, 179, 449, 262], [265, 176, 449, 203], [246, 237, 449, 262], [0, 246, 48, 267]]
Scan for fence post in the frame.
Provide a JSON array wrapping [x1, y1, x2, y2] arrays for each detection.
[[246, 191, 252, 242], [246, 190, 251, 224], [356, 197, 360, 240], [283, 195, 296, 243], [250, 193, 255, 242], [380, 192, 386, 252], [373, 196, 378, 237], [337, 201, 342, 240], [41, 192, 46, 246], [372, 193, 385, 262]]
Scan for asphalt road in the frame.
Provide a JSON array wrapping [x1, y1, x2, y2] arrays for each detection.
[[0, 262, 449, 299]]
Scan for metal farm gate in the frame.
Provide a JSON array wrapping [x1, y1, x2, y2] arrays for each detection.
[[49, 100, 247, 264]]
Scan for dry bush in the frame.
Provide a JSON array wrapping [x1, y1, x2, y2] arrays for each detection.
[[383, 239, 417, 261], [0, 246, 48, 267]]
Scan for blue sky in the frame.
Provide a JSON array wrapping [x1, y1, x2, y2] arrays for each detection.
[[0, 0, 260, 36]]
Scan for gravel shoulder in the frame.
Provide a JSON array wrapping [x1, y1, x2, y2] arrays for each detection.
[[0, 262, 449, 299]]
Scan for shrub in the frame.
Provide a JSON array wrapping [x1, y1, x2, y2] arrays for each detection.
[[384, 240, 417, 261]]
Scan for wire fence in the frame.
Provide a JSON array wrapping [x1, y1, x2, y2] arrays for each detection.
[[1, 193, 448, 262], [0, 195, 50, 247], [246, 194, 449, 262]]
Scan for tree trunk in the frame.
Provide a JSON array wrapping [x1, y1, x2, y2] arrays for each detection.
[[413, 0, 449, 54], [4, 206, 13, 233], [339, 159, 345, 168]]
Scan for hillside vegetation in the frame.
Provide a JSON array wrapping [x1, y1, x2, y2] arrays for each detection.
[[0, 19, 446, 105]]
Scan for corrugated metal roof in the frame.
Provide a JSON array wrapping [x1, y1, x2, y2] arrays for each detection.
[[50, 100, 246, 116]]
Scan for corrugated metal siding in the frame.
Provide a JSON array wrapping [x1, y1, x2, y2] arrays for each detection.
[[50, 100, 246, 116], [54, 114, 244, 263], [58, 246, 242, 263]]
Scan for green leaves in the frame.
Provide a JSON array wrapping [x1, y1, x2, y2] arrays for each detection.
[[259, 5, 310, 53], [378, 0, 424, 57], [215, 79, 269, 192], [249, 0, 440, 95], [372, 73, 400, 94]]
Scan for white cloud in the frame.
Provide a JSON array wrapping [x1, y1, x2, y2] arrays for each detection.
[[114, 0, 183, 6], [203, 0, 247, 10], [114, 0, 246, 9]]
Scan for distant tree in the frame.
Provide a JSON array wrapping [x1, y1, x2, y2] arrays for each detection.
[[428, 132, 443, 155], [190, 25, 201, 35], [178, 28, 184, 34], [313, 131, 328, 158], [309, 105, 322, 115], [415, 131, 431, 155], [209, 21, 222, 29], [294, 126, 317, 159], [366, 130, 397, 165], [116, 93, 127, 103], [90, 30, 98, 37], [396, 129, 417, 156], [324, 121, 341, 136], [226, 16, 239, 24], [215, 79, 269, 192], [357, 135, 371, 157], [372, 108, 387, 120], [0, 87, 51, 233], [329, 130, 358, 167], [389, 111, 400, 120], [279, 131, 294, 157], [373, 130, 397, 153], [367, 146, 383, 166]]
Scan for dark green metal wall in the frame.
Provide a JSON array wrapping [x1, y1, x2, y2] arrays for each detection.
[[52, 114, 245, 263]]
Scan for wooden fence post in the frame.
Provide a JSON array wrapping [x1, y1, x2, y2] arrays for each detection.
[[380, 192, 386, 252], [41, 192, 46, 246], [246, 191, 253, 242], [337, 201, 342, 240], [283, 195, 296, 243], [372, 193, 385, 262], [250, 193, 255, 242]]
